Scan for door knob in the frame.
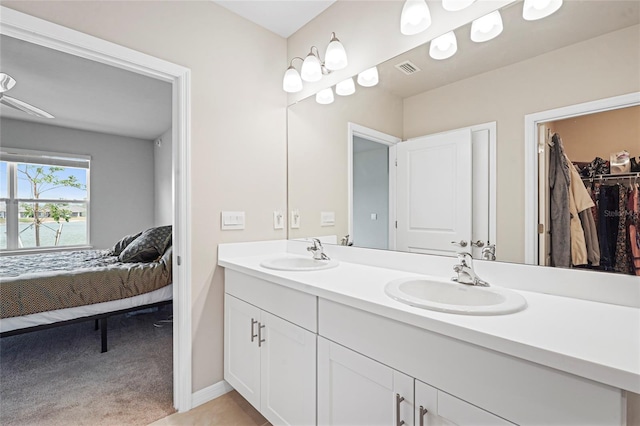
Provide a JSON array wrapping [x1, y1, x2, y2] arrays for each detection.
[[451, 240, 468, 247], [471, 240, 485, 248]]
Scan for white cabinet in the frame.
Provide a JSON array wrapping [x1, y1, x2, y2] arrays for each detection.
[[415, 380, 513, 426], [318, 337, 512, 426], [224, 291, 316, 426], [318, 337, 414, 426]]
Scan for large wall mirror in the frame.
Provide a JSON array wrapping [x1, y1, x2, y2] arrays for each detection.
[[287, 0, 640, 270]]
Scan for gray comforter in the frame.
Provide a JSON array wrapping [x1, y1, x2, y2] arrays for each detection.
[[0, 249, 172, 319]]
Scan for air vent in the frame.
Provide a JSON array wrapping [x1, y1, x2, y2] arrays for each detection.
[[394, 60, 421, 75]]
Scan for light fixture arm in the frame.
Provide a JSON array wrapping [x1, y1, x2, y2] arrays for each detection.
[[288, 56, 305, 68], [308, 46, 331, 75]]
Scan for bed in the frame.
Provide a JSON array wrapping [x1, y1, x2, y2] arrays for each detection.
[[0, 225, 173, 352]]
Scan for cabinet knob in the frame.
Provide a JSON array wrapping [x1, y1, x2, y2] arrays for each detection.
[[250, 318, 258, 342], [396, 393, 405, 426]]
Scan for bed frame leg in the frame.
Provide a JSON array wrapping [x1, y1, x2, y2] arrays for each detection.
[[100, 317, 107, 353]]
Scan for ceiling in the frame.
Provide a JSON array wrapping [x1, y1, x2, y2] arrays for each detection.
[[0, 35, 172, 141], [212, 0, 336, 38], [377, 0, 640, 99]]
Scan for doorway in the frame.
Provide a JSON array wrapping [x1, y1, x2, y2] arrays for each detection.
[[524, 92, 640, 265], [347, 123, 400, 250], [0, 6, 193, 411]]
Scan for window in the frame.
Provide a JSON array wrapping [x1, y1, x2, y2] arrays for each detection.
[[1, 148, 90, 251]]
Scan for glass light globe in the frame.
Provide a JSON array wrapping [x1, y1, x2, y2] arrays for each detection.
[[325, 34, 348, 71], [301, 52, 322, 82], [429, 31, 457, 60], [316, 87, 334, 105], [282, 66, 303, 93], [442, 0, 476, 12], [523, 0, 562, 20], [470, 10, 503, 43], [357, 67, 379, 87], [400, 0, 432, 35], [336, 78, 356, 96]]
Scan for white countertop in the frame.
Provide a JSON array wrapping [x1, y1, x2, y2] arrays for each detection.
[[219, 244, 640, 394]]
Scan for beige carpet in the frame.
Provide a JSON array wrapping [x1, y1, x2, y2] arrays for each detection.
[[0, 306, 175, 426]]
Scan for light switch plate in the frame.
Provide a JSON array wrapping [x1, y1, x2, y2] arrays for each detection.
[[221, 211, 245, 230], [291, 210, 300, 229], [273, 211, 284, 230], [320, 211, 335, 226], [371, 213, 377, 220]]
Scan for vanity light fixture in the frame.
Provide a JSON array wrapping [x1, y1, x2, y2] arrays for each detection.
[[442, 0, 476, 12], [400, 0, 432, 35], [357, 66, 379, 87], [316, 87, 335, 105], [522, 0, 563, 21], [429, 31, 458, 60], [336, 77, 356, 96], [470, 10, 503, 42], [283, 32, 348, 93]]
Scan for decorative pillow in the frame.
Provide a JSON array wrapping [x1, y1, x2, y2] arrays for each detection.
[[109, 231, 143, 256], [118, 225, 172, 263]]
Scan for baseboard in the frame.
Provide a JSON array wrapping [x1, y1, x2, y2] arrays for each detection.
[[191, 380, 234, 409]]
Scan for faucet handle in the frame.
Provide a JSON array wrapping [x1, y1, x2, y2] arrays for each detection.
[[451, 240, 468, 247]]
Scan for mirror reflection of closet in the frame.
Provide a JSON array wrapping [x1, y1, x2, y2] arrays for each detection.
[[540, 105, 640, 276]]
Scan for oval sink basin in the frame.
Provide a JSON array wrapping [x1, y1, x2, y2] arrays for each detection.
[[260, 254, 339, 271], [385, 277, 527, 315]]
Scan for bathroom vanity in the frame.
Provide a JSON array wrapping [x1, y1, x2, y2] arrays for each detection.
[[219, 240, 639, 426]]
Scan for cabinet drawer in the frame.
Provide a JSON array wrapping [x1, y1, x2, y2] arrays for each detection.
[[225, 269, 317, 332]]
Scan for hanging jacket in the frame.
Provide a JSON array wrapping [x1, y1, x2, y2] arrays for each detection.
[[548, 134, 571, 268], [566, 155, 595, 266]]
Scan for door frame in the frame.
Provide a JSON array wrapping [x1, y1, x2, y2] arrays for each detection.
[[0, 7, 193, 411], [347, 123, 401, 250], [523, 92, 640, 265]]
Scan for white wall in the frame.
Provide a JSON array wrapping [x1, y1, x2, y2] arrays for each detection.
[[353, 137, 389, 250], [0, 118, 155, 249], [2, 0, 288, 393], [154, 127, 172, 227]]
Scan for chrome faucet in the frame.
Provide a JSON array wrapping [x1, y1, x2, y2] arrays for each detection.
[[307, 238, 330, 260], [482, 244, 496, 261], [452, 252, 489, 287]]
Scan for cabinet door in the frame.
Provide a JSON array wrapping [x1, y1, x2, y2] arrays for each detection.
[[415, 380, 513, 426], [318, 337, 414, 426], [260, 311, 316, 426], [224, 294, 261, 409]]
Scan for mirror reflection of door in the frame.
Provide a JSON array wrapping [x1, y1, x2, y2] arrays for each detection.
[[396, 124, 494, 258]]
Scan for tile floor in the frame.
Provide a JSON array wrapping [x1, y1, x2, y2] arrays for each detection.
[[149, 391, 270, 426]]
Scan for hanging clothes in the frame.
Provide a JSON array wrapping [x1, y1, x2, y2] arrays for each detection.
[[549, 134, 571, 268], [598, 187, 617, 271], [628, 185, 640, 276], [614, 185, 631, 274], [566, 155, 594, 266]]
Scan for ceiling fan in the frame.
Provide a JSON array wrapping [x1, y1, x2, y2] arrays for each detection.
[[0, 73, 54, 119]]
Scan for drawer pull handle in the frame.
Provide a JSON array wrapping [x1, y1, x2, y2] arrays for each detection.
[[419, 406, 428, 426], [250, 318, 258, 342], [396, 393, 405, 426], [258, 322, 266, 347]]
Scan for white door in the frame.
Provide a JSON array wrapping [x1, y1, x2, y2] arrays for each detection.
[[224, 294, 261, 409], [260, 311, 316, 426], [318, 337, 414, 426], [396, 128, 472, 256]]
